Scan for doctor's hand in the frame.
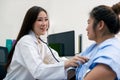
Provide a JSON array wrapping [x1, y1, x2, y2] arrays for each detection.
[[64, 56, 89, 69]]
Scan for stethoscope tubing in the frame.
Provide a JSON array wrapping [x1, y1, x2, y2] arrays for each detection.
[[39, 38, 60, 62]]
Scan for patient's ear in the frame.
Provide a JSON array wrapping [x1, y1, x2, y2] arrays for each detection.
[[97, 20, 105, 31]]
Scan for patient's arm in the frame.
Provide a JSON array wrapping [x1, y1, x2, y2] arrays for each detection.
[[84, 63, 116, 80]]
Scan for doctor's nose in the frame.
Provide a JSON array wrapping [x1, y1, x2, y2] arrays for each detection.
[[42, 20, 48, 26], [42, 20, 46, 25]]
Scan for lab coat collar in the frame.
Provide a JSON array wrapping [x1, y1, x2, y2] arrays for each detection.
[[29, 30, 40, 44]]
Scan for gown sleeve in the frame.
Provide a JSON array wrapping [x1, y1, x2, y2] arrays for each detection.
[[90, 46, 120, 79]]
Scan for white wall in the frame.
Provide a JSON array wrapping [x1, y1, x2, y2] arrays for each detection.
[[0, 0, 120, 53], [0, 0, 51, 45]]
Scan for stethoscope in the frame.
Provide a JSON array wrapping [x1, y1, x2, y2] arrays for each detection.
[[39, 38, 60, 62]]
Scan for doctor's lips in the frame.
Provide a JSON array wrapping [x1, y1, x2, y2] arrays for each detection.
[[40, 27, 47, 31]]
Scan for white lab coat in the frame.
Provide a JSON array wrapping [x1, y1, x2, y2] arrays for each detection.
[[4, 31, 67, 80]]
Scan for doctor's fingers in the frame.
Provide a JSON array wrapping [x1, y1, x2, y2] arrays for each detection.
[[64, 56, 89, 68], [72, 56, 89, 64], [67, 59, 80, 67], [64, 59, 79, 69]]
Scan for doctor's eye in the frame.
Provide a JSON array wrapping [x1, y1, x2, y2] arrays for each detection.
[[37, 19, 42, 21], [45, 18, 48, 21]]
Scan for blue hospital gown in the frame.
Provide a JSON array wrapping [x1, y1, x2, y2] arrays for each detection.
[[76, 37, 120, 80]]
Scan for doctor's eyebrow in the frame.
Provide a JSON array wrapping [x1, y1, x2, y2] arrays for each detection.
[[37, 17, 48, 19]]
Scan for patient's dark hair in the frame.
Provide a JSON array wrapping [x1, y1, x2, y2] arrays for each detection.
[[90, 2, 120, 34], [6, 6, 48, 69]]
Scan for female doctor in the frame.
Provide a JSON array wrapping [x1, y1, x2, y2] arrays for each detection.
[[4, 6, 88, 80]]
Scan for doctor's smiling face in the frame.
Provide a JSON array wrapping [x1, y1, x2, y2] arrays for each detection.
[[33, 11, 49, 36]]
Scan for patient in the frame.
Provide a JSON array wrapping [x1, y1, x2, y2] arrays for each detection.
[[76, 2, 120, 80]]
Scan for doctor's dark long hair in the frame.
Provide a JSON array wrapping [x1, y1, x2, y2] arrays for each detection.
[[90, 2, 120, 34], [6, 6, 49, 69]]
